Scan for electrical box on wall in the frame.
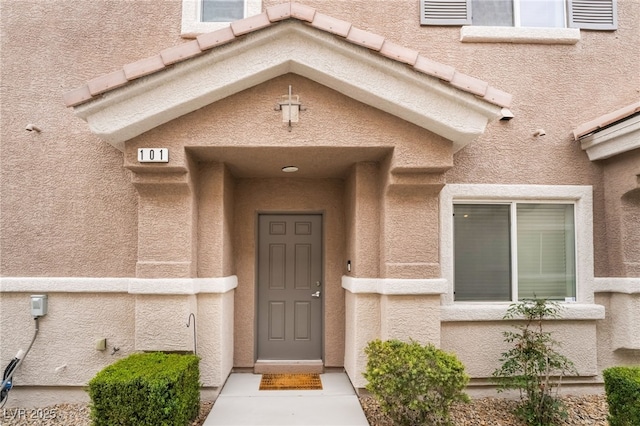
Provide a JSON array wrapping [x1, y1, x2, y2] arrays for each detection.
[[30, 295, 48, 317]]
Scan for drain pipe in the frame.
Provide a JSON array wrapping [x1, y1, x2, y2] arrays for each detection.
[[1, 317, 40, 408]]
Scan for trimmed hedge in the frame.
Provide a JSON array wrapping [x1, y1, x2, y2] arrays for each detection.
[[88, 352, 200, 426], [603, 366, 640, 426], [364, 339, 469, 426]]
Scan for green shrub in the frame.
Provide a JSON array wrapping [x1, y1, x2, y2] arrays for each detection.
[[363, 339, 469, 426], [492, 299, 577, 426], [603, 366, 640, 426], [88, 352, 200, 426]]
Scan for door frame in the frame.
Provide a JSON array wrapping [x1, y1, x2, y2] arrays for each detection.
[[254, 211, 325, 363]]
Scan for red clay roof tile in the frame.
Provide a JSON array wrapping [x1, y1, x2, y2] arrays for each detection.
[[379, 41, 419, 65], [346, 27, 385, 51], [196, 26, 236, 51], [450, 72, 489, 97], [123, 55, 166, 80], [266, 3, 291, 22], [161, 40, 203, 65], [413, 55, 455, 81], [63, 85, 92, 107], [231, 12, 271, 36], [290, 3, 316, 22], [311, 13, 351, 37], [482, 86, 513, 109], [87, 69, 128, 96]]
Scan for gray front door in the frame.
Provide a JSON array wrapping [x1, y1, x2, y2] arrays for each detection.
[[257, 214, 323, 360]]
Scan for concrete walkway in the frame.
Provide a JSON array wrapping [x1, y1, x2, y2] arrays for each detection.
[[203, 372, 369, 425]]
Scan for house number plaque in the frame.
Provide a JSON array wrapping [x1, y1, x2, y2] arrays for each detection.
[[138, 148, 169, 163]]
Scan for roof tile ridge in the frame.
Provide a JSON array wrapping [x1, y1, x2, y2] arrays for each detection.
[[63, 1, 512, 110], [63, 3, 308, 107], [231, 12, 271, 36], [295, 4, 511, 108]]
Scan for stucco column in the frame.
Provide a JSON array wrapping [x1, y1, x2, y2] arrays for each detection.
[[126, 154, 206, 356], [345, 162, 380, 277], [380, 173, 444, 279], [343, 291, 380, 389], [131, 168, 197, 279], [197, 162, 235, 278], [343, 165, 448, 389]]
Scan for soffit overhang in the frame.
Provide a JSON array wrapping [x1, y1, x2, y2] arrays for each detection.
[[68, 20, 508, 152], [574, 101, 640, 161]]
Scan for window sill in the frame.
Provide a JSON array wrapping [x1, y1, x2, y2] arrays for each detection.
[[441, 303, 605, 322], [460, 26, 580, 45]]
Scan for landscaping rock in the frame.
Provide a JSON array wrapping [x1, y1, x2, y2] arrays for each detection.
[[1, 395, 607, 425], [359, 394, 609, 426]]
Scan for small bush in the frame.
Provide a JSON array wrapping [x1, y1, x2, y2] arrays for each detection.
[[363, 339, 469, 426], [88, 352, 200, 426], [603, 366, 640, 426], [492, 299, 577, 426]]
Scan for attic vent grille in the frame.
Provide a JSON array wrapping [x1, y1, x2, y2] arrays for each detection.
[[420, 0, 471, 25], [569, 0, 617, 30]]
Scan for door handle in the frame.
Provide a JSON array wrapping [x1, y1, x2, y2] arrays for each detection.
[[311, 291, 321, 298]]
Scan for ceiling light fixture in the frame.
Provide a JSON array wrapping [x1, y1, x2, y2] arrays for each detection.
[[281, 166, 299, 173]]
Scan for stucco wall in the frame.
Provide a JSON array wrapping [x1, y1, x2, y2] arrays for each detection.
[[0, 1, 186, 277], [441, 320, 600, 378], [0, 285, 235, 407], [0, 293, 135, 387]]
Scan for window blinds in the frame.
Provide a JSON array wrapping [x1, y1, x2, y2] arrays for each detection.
[[517, 204, 576, 300], [454, 203, 576, 301], [454, 204, 511, 301]]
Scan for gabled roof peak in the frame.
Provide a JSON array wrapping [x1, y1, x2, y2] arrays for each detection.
[[63, 2, 511, 110]]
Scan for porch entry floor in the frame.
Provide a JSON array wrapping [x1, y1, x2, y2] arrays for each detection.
[[203, 372, 368, 425]]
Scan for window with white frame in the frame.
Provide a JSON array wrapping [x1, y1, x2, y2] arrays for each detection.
[[440, 184, 595, 305], [454, 202, 576, 301], [181, 0, 262, 37], [421, 0, 617, 30]]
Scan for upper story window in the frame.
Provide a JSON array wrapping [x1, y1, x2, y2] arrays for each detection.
[[181, 0, 262, 38], [202, 0, 244, 22], [472, 0, 566, 28], [421, 0, 617, 30], [454, 202, 576, 302]]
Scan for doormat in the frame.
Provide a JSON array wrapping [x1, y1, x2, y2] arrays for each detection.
[[259, 373, 323, 390]]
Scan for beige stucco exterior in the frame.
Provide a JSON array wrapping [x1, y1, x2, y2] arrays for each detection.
[[1, 0, 639, 407]]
